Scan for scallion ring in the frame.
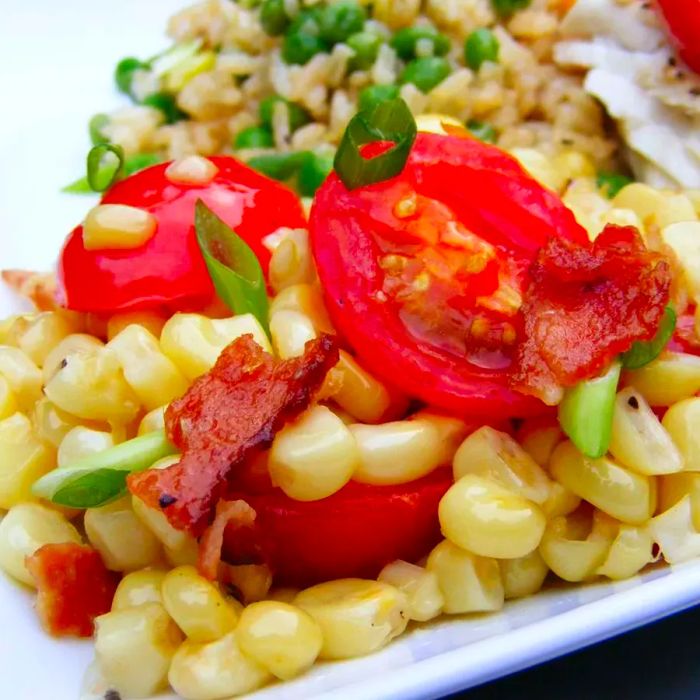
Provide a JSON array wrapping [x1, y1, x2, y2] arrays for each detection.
[[86, 143, 124, 192]]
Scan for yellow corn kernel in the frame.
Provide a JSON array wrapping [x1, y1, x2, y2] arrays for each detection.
[[107, 310, 167, 341], [415, 113, 463, 135], [510, 148, 565, 193], [57, 426, 115, 467], [550, 441, 655, 524], [662, 397, 700, 470], [224, 563, 272, 605], [659, 193, 698, 228], [270, 309, 316, 359], [42, 333, 105, 384], [17, 312, 77, 367], [499, 550, 549, 600], [168, 630, 271, 700], [269, 283, 334, 335], [0, 346, 42, 412], [160, 313, 271, 381], [648, 495, 700, 564], [439, 475, 546, 559], [0, 315, 30, 346], [377, 560, 444, 622], [95, 603, 183, 698], [269, 405, 358, 500], [350, 418, 443, 485], [267, 228, 315, 293], [552, 150, 595, 181], [563, 182, 610, 240], [161, 566, 239, 642], [609, 387, 683, 475], [603, 207, 643, 230], [32, 398, 97, 448], [132, 495, 192, 552], [0, 413, 56, 509], [541, 481, 581, 519], [426, 539, 504, 614], [164, 537, 200, 568], [413, 409, 471, 465], [596, 523, 655, 580], [0, 503, 81, 586], [331, 350, 394, 423], [658, 472, 700, 513], [107, 325, 189, 410], [138, 406, 166, 436], [611, 183, 668, 228], [85, 498, 162, 572], [83, 203, 157, 251], [0, 375, 18, 420], [686, 189, 700, 215], [517, 420, 562, 467], [236, 601, 323, 680], [112, 569, 167, 611], [267, 587, 300, 604], [625, 352, 700, 406], [165, 154, 219, 185], [373, 0, 420, 27], [453, 426, 552, 504], [294, 579, 408, 660], [662, 221, 700, 298]]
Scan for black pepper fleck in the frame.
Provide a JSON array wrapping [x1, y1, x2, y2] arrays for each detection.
[[105, 691, 122, 700], [627, 395, 639, 410], [158, 493, 177, 508], [59, 358, 68, 369]]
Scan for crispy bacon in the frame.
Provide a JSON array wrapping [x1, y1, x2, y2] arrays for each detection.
[[2, 269, 59, 311], [128, 333, 339, 536], [512, 225, 672, 404], [26, 543, 118, 638]]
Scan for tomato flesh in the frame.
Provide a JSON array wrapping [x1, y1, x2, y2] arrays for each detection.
[[656, 0, 700, 74]]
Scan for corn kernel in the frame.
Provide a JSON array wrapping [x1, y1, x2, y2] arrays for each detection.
[[499, 550, 549, 600], [107, 310, 167, 341], [0, 346, 42, 412], [42, 333, 105, 384], [17, 312, 76, 367], [138, 406, 166, 436], [517, 419, 562, 467], [662, 221, 700, 299], [267, 587, 300, 604], [552, 150, 595, 181], [112, 569, 167, 611], [612, 183, 668, 227], [83, 204, 157, 251], [596, 523, 654, 580], [415, 113, 463, 135], [648, 495, 700, 564], [267, 228, 315, 293], [165, 155, 219, 185], [541, 481, 581, 519], [377, 560, 444, 621], [662, 397, 700, 470], [268, 284, 335, 335], [224, 563, 272, 605], [563, 179, 610, 240], [270, 309, 316, 359], [510, 148, 565, 192], [32, 398, 98, 448], [625, 352, 700, 406], [658, 472, 700, 513], [132, 495, 192, 552], [0, 376, 18, 420], [57, 426, 115, 467], [372, 0, 420, 27]]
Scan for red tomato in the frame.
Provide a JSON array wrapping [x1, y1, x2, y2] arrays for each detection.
[[656, 0, 700, 74], [225, 469, 452, 587], [310, 133, 588, 418], [57, 156, 306, 314]]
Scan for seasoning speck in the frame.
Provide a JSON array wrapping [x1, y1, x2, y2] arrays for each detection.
[[59, 358, 68, 369], [627, 395, 639, 410], [158, 493, 177, 508], [105, 691, 122, 700]]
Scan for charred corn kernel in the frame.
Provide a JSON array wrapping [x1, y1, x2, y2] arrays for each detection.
[[541, 481, 581, 519], [267, 587, 300, 604], [85, 498, 161, 572], [269, 284, 334, 335], [269, 405, 358, 500], [648, 495, 700, 564], [662, 221, 700, 298], [658, 472, 700, 513], [426, 540, 504, 614], [350, 418, 443, 485], [517, 421, 562, 467], [83, 203, 157, 251], [0, 376, 18, 420], [17, 312, 76, 367], [295, 579, 408, 660], [625, 352, 700, 406], [0, 346, 42, 412], [32, 398, 97, 448], [160, 313, 271, 380], [57, 426, 115, 467], [550, 441, 655, 524], [0, 503, 81, 586], [107, 325, 188, 410], [415, 113, 463, 135], [165, 155, 219, 185], [499, 550, 549, 600], [112, 569, 167, 611], [610, 387, 683, 475], [269, 310, 316, 359], [107, 310, 167, 341], [161, 566, 239, 642], [377, 560, 444, 622], [95, 603, 183, 698], [552, 150, 595, 181], [510, 148, 565, 192], [132, 495, 191, 552], [0, 413, 56, 509], [331, 350, 393, 423], [42, 333, 105, 384], [453, 426, 552, 504], [169, 631, 271, 700], [596, 524, 655, 580], [267, 229, 315, 293], [236, 601, 323, 680], [138, 406, 166, 436], [662, 398, 700, 470], [439, 475, 546, 559], [44, 348, 140, 424]]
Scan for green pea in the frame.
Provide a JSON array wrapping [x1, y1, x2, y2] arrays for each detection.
[[597, 172, 633, 199], [347, 32, 382, 71], [142, 92, 186, 124], [464, 28, 499, 70], [390, 27, 450, 61], [260, 0, 289, 36], [247, 151, 311, 181], [298, 152, 334, 196], [234, 125, 275, 149], [358, 83, 400, 112], [89, 114, 110, 146], [466, 120, 497, 143], [490, 0, 532, 18], [399, 57, 451, 94], [259, 96, 311, 132], [282, 31, 329, 65], [114, 57, 147, 96], [318, 1, 366, 44]]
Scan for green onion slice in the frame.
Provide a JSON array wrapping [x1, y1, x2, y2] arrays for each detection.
[[149, 39, 203, 77], [87, 143, 124, 192], [558, 361, 621, 459], [621, 306, 676, 370], [333, 97, 417, 190], [32, 430, 177, 509], [195, 200, 270, 335]]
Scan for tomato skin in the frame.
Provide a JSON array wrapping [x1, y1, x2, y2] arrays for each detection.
[[58, 156, 306, 314], [656, 0, 700, 74], [310, 133, 587, 418], [225, 468, 452, 587]]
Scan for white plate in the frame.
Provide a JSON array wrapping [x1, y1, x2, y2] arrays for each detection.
[[2, 3, 700, 699]]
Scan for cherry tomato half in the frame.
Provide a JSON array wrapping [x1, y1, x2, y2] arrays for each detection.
[[656, 0, 700, 74], [58, 156, 306, 314], [310, 133, 588, 418]]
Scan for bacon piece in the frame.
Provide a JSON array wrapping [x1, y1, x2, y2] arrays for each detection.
[[128, 333, 339, 536], [25, 543, 118, 638], [2, 269, 59, 311], [512, 225, 672, 404]]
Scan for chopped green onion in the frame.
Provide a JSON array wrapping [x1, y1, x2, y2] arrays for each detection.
[[490, 0, 532, 18], [399, 56, 451, 94], [32, 430, 177, 508], [358, 84, 400, 113], [260, 0, 290, 36], [347, 31, 383, 71], [87, 144, 124, 192], [558, 361, 621, 459], [621, 307, 676, 370], [89, 114, 110, 146], [334, 97, 417, 190], [114, 57, 148, 96], [234, 125, 275, 149], [298, 152, 334, 197], [259, 96, 311, 132], [142, 92, 186, 124], [597, 172, 633, 199], [247, 151, 311, 181], [61, 177, 94, 195], [150, 40, 203, 78], [318, 0, 366, 44], [464, 28, 500, 70], [467, 119, 497, 144], [390, 27, 450, 61], [282, 31, 329, 65], [195, 200, 270, 334]]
